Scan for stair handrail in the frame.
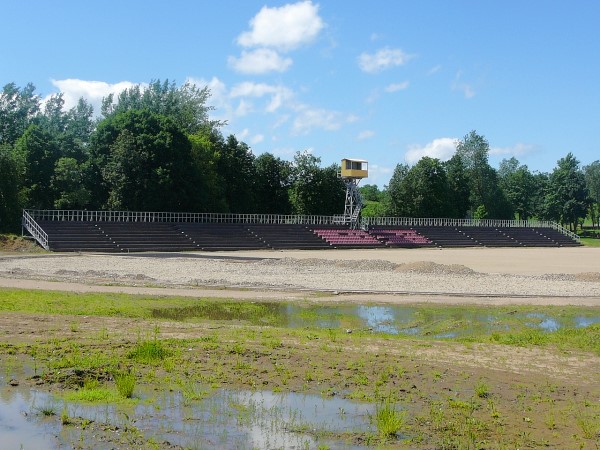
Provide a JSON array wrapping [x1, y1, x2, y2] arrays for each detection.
[[549, 222, 581, 243], [22, 209, 49, 250]]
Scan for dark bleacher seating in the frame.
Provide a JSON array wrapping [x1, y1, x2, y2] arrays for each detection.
[[34, 219, 581, 252], [368, 228, 434, 248], [411, 226, 481, 247], [98, 222, 198, 252], [177, 223, 267, 251], [313, 228, 383, 248], [41, 221, 119, 252], [248, 224, 331, 250], [458, 228, 521, 247]]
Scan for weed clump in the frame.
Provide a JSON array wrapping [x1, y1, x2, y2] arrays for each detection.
[[114, 370, 136, 398], [373, 396, 406, 440], [128, 340, 170, 363]]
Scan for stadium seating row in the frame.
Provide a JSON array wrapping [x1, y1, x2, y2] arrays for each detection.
[[37, 221, 581, 252]]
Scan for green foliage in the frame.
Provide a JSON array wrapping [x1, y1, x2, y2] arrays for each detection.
[[374, 396, 406, 440], [0, 82, 40, 146], [128, 340, 170, 364], [584, 161, 600, 228], [114, 370, 136, 398], [0, 145, 22, 232], [254, 153, 292, 214], [498, 157, 537, 220], [543, 153, 589, 230], [288, 151, 345, 215]]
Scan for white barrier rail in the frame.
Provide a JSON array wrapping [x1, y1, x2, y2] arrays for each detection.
[[23, 210, 580, 243], [21, 210, 49, 250]]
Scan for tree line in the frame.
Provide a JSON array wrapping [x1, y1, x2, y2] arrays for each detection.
[[0, 80, 345, 232], [361, 131, 599, 231], [1, 80, 599, 233]]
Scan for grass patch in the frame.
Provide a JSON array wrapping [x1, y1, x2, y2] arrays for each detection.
[[580, 237, 600, 247], [127, 340, 170, 363], [373, 396, 406, 440], [114, 370, 136, 398]]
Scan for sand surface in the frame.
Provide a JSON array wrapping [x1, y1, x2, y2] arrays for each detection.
[[1, 247, 599, 306]]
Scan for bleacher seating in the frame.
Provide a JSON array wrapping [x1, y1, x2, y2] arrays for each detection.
[[41, 221, 119, 252], [313, 228, 383, 248], [98, 222, 198, 252], [177, 223, 267, 251], [457, 228, 521, 247], [34, 219, 581, 252], [411, 226, 482, 247], [368, 228, 433, 248], [248, 224, 331, 250]]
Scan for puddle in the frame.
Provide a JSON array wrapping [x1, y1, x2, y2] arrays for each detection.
[[1, 372, 374, 449], [152, 302, 600, 338]]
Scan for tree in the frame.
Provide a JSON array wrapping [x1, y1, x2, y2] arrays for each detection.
[[101, 79, 221, 134], [254, 153, 292, 214], [51, 157, 91, 209], [400, 157, 451, 217], [444, 153, 470, 218], [455, 131, 512, 219], [14, 124, 60, 209], [384, 163, 410, 216], [0, 83, 40, 146], [359, 184, 383, 202], [95, 109, 197, 211], [0, 145, 22, 232], [544, 153, 589, 230], [498, 157, 536, 220], [215, 135, 257, 213], [288, 151, 345, 215], [584, 161, 600, 228]]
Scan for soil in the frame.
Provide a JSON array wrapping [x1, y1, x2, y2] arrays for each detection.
[[1, 247, 599, 448]]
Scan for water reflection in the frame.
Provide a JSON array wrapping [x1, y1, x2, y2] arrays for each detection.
[[152, 301, 600, 338]]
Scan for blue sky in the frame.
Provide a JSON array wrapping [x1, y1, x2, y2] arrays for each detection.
[[2, 1, 599, 187]]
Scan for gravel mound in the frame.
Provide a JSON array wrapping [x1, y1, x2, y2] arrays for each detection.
[[574, 272, 600, 283], [394, 261, 476, 275]]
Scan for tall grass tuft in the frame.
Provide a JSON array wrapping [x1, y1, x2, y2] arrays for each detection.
[[127, 340, 170, 363], [374, 396, 406, 440], [114, 370, 136, 398]]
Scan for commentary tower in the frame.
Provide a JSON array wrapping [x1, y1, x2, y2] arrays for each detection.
[[340, 158, 368, 228]]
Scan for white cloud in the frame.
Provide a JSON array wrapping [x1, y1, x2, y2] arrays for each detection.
[[237, 0, 324, 51], [230, 82, 294, 113], [452, 71, 476, 99], [490, 143, 535, 157], [228, 48, 293, 74], [405, 137, 457, 165], [368, 164, 394, 186], [292, 106, 353, 135], [234, 99, 253, 117], [385, 81, 410, 92], [427, 65, 442, 76], [358, 47, 412, 73], [250, 134, 264, 145], [49, 78, 139, 115], [357, 130, 374, 140]]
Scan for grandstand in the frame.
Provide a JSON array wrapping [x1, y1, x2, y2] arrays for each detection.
[[22, 210, 581, 252]]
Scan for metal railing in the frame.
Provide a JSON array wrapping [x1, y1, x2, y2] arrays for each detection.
[[22, 210, 49, 250], [24, 209, 349, 226], [23, 210, 580, 243], [362, 216, 580, 243]]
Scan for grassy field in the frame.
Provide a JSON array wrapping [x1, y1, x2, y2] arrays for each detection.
[[1, 288, 599, 448]]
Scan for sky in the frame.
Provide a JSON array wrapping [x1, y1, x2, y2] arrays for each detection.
[[2, 0, 599, 187]]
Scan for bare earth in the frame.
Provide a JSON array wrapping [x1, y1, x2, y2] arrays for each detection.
[[1, 246, 600, 305], [1, 247, 600, 447]]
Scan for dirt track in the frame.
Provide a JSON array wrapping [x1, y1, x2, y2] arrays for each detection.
[[1, 247, 600, 305]]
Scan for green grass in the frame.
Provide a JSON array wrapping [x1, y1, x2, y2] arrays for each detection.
[[114, 370, 136, 398], [373, 396, 406, 440], [580, 237, 600, 247], [128, 340, 171, 363]]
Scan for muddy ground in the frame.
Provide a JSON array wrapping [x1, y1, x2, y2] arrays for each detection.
[[0, 247, 599, 448]]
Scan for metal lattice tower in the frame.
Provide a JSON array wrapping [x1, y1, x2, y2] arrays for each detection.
[[339, 158, 368, 228]]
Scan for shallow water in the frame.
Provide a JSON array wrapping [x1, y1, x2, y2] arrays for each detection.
[[0, 373, 375, 449], [151, 301, 600, 338]]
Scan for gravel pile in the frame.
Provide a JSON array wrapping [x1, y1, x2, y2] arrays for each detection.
[[1, 253, 599, 298]]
